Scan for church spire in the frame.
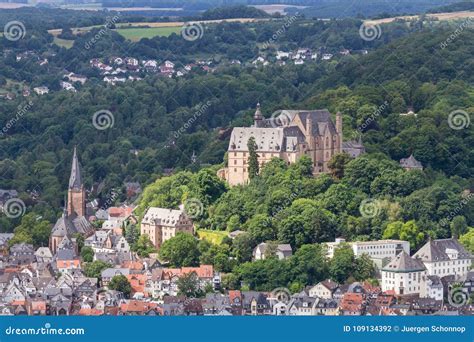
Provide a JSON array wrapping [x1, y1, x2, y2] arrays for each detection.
[[68, 146, 82, 190]]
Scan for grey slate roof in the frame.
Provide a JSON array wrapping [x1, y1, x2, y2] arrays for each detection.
[[400, 154, 423, 169], [414, 238, 473, 262], [51, 212, 94, 237], [382, 251, 426, 273], [69, 146, 83, 190], [229, 108, 337, 152]]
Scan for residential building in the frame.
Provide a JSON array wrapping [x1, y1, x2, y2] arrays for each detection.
[[413, 238, 472, 278], [252, 242, 292, 260], [381, 251, 427, 296], [400, 155, 423, 170], [309, 280, 339, 299], [140, 207, 194, 250]]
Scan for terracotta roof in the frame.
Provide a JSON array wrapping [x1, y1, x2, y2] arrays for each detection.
[[340, 293, 365, 312]]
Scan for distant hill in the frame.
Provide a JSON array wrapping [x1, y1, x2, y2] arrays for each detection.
[[99, 0, 463, 18], [428, 1, 474, 13]]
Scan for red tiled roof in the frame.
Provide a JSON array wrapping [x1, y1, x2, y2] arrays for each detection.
[[108, 207, 134, 218]]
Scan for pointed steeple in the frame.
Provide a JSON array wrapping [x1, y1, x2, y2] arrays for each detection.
[[68, 146, 82, 190]]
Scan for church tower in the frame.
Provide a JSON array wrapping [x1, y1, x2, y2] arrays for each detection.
[[67, 146, 86, 217]]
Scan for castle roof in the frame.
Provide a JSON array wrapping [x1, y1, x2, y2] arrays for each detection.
[[230, 109, 338, 152]]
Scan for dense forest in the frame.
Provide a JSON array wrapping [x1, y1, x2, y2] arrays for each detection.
[[0, 10, 473, 281]]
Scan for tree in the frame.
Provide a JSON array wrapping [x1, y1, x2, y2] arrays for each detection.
[[159, 233, 200, 267], [328, 152, 351, 179], [287, 244, 329, 285], [124, 223, 139, 244], [74, 233, 85, 253], [354, 254, 376, 281], [247, 136, 259, 179], [177, 272, 202, 297], [83, 260, 112, 279], [81, 246, 94, 262], [247, 214, 275, 243], [9, 213, 51, 248], [451, 216, 468, 238], [133, 234, 156, 257], [232, 233, 255, 263], [329, 244, 355, 283], [459, 228, 474, 253], [383, 220, 425, 251], [108, 274, 132, 298]]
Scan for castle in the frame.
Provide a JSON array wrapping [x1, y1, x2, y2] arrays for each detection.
[[49, 147, 94, 254], [219, 104, 361, 186]]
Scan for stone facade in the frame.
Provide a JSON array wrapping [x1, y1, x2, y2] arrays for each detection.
[[140, 207, 194, 250], [220, 104, 343, 186]]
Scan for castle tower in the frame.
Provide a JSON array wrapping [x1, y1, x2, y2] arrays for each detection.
[[67, 146, 86, 217], [253, 103, 263, 127]]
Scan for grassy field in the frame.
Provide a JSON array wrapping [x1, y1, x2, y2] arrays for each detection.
[[114, 26, 181, 41], [197, 229, 228, 245], [53, 37, 75, 49], [47, 18, 267, 37], [364, 10, 474, 25]]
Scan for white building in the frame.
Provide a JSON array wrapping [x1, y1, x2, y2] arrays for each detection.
[[276, 51, 290, 60], [33, 86, 49, 95], [413, 238, 472, 278], [253, 242, 292, 260], [381, 251, 427, 296], [325, 238, 410, 261], [308, 280, 338, 299], [425, 275, 443, 301]]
